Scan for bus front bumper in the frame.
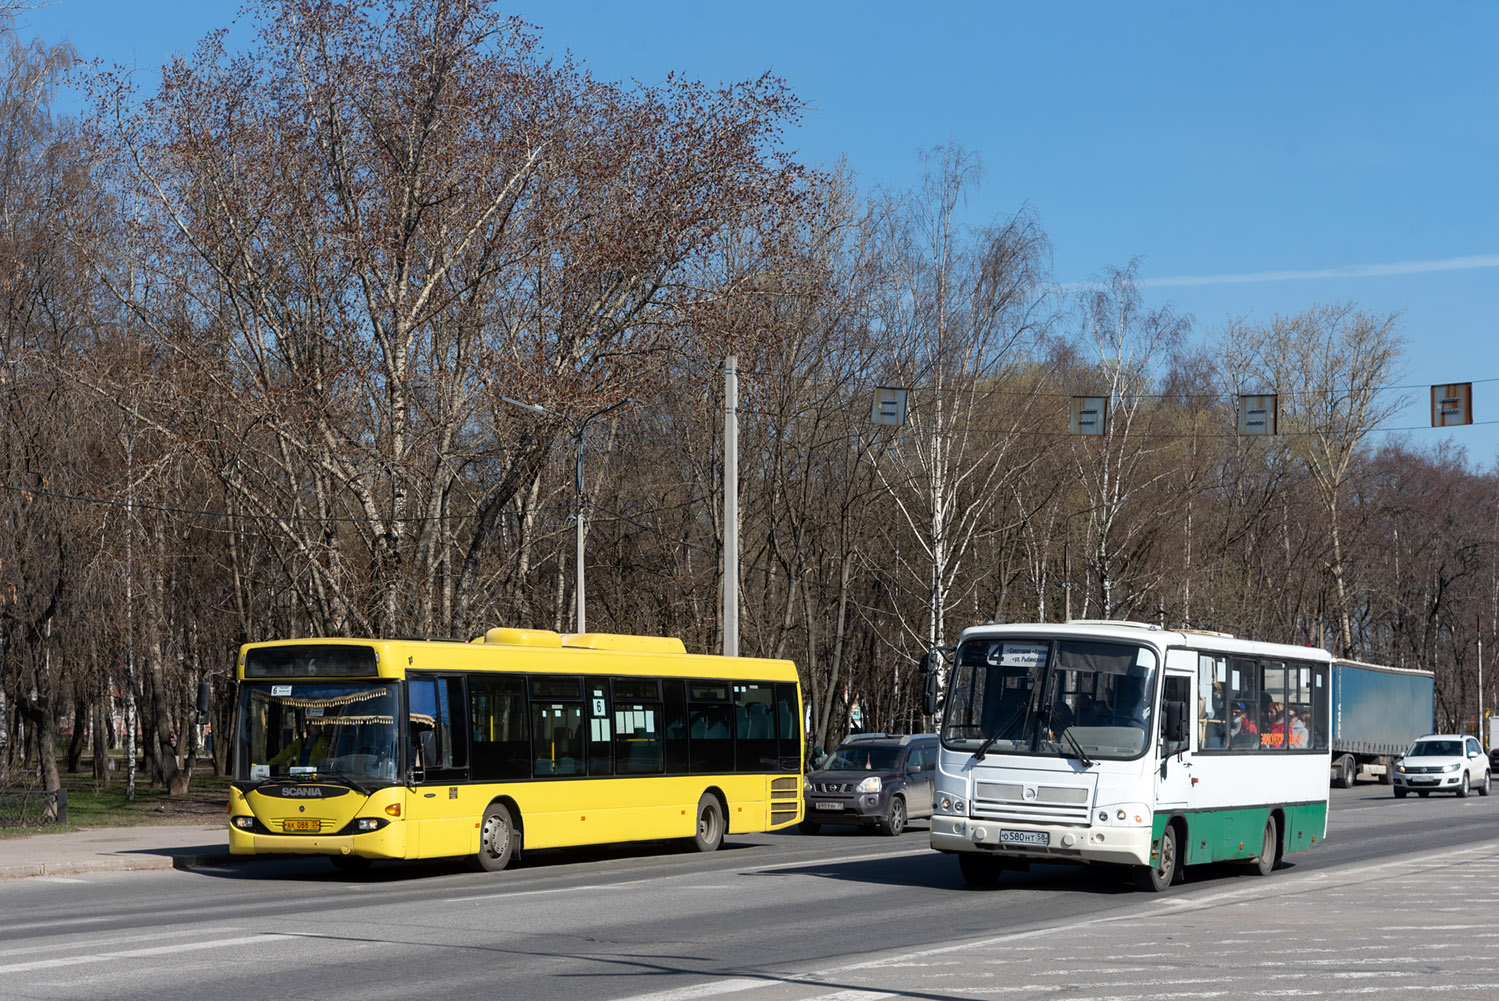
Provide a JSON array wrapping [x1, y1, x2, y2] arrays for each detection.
[[228, 825, 405, 859], [930, 815, 1153, 867]]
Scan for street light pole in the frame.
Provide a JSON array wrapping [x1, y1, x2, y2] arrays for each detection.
[[500, 394, 631, 634]]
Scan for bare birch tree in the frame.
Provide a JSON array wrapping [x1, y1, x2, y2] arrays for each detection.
[[868, 144, 1051, 688], [1236, 304, 1405, 654]]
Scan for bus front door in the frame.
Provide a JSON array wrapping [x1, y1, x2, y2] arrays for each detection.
[[1156, 671, 1194, 812]]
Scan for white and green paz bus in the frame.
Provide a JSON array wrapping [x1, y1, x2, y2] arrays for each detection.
[[922, 620, 1333, 892]]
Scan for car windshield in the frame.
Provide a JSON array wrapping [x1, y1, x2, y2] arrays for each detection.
[[941, 636, 1158, 760], [821, 745, 900, 771], [238, 681, 401, 784], [1408, 740, 1461, 757]]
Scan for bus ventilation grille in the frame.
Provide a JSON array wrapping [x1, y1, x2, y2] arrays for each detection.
[[770, 775, 800, 823], [972, 781, 1091, 825]]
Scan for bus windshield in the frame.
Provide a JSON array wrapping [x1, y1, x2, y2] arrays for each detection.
[[238, 681, 401, 785], [942, 637, 1158, 760]]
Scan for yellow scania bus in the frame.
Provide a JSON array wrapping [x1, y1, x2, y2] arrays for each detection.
[[227, 628, 803, 872]]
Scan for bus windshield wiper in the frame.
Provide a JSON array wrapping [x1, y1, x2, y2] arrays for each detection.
[[1059, 726, 1095, 768], [973, 732, 1003, 761], [315, 773, 374, 796]]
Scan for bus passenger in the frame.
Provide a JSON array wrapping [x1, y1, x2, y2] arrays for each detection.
[[1262, 703, 1286, 747], [1230, 702, 1260, 748], [1288, 708, 1309, 747]]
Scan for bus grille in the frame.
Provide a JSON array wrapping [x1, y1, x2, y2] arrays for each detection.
[[972, 781, 1091, 825], [770, 775, 800, 822]]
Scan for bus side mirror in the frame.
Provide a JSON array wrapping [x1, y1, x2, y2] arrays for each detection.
[[1165, 700, 1187, 744], [921, 650, 942, 717], [196, 679, 212, 722]]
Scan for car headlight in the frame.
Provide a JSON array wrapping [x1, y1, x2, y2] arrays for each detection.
[[1445, 762, 1462, 773], [856, 776, 882, 794], [804, 776, 812, 791]]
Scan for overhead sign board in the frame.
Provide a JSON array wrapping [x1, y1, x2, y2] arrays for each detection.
[[1237, 394, 1278, 436], [871, 386, 909, 426], [1070, 396, 1107, 436], [1431, 383, 1472, 427]]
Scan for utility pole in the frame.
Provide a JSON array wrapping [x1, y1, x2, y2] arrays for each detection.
[[500, 395, 630, 634], [724, 356, 739, 657]]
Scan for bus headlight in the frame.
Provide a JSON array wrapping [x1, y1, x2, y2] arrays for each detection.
[[936, 796, 965, 815], [354, 818, 388, 833], [231, 816, 256, 831], [855, 776, 882, 794]]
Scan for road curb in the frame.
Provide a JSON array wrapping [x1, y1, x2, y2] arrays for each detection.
[[1, 857, 179, 880]]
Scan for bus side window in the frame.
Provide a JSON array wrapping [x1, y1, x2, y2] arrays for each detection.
[[1199, 654, 1227, 749], [1161, 674, 1191, 754], [1310, 664, 1330, 751], [409, 678, 439, 772], [470, 676, 529, 780]]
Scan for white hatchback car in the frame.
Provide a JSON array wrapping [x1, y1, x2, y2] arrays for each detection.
[[1393, 734, 1491, 798]]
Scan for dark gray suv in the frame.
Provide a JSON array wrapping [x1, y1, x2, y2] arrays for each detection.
[[801, 733, 939, 836]]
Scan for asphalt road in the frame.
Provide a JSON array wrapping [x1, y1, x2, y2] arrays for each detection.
[[4, 784, 1499, 1001]]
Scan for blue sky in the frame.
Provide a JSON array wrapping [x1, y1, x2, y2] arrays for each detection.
[[21, 1, 1499, 467]]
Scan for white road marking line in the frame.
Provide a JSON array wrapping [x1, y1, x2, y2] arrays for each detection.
[[0, 927, 240, 960], [0, 934, 275, 975]]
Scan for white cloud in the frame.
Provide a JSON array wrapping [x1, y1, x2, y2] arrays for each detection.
[[1139, 254, 1499, 288]]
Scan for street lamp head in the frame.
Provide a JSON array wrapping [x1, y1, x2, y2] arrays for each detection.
[[498, 395, 556, 417]]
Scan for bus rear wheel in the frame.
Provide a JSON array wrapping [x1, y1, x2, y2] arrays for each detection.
[[476, 803, 515, 872], [692, 794, 724, 852], [1133, 825, 1179, 893], [1248, 817, 1278, 877]]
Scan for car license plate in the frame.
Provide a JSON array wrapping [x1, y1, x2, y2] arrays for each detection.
[[813, 802, 844, 811], [283, 819, 320, 832], [999, 828, 1048, 847]]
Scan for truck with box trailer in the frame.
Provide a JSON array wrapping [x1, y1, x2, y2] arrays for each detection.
[[1329, 659, 1436, 788]]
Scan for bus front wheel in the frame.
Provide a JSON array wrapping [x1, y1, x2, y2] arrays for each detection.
[[692, 794, 724, 852], [1133, 825, 1179, 893], [476, 803, 516, 872]]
